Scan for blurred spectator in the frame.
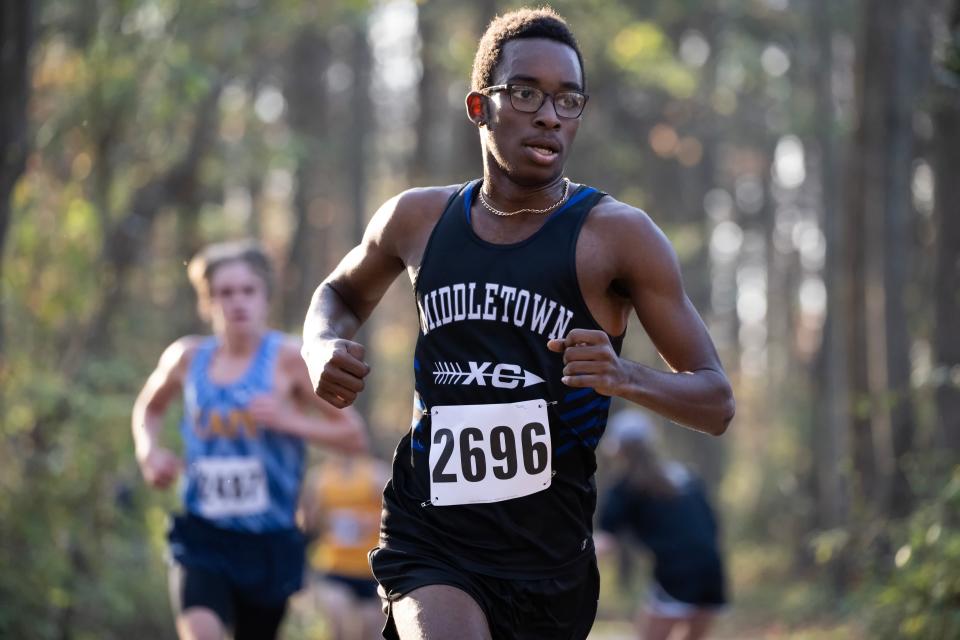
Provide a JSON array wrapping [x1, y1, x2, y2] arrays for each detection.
[[595, 409, 728, 640]]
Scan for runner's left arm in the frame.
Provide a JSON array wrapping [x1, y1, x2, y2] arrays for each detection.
[[548, 204, 734, 436]]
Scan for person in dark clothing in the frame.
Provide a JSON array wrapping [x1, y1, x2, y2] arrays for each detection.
[[301, 7, 734, 639], [596, 409, 728, 640]]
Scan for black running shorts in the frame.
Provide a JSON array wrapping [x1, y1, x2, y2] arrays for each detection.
[[370, 544, 600, 640]]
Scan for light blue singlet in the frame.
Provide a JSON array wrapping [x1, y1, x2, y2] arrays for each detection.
[[179, 331, 305, 533]]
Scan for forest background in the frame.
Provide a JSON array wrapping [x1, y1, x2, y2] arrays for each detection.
[[1, 0, 959, 638]]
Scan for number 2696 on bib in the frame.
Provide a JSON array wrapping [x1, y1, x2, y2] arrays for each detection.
[[427, 399, 552, 506]]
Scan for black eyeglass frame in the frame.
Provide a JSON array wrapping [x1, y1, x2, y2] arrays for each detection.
[[479, 83, 590, 119]]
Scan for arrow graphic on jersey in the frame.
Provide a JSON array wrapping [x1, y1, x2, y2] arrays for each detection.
[[432, 361, 545, 389]]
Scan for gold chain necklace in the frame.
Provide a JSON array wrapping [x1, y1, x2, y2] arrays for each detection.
[[479, 178, 570, 217]]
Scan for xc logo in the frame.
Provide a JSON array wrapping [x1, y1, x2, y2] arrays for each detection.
[[432, 361, 545, 389]]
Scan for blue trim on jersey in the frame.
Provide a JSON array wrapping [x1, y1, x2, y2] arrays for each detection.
[[555, 440, 577, 455], [464, 182, 476, 224], [411, 391, 426, 451], [545, 186, 597, 221], [571, 415, 603, 435], [414, 357, 421, 373], [559, 397, 611, 421], [410, 416, 426, 451], [555, 412, 609, 457], [563, 388, 595, 402]]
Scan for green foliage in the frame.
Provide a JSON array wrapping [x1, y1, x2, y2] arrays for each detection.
[[868, 466, 960, 640], [606, 21, 698, 98], [0, 358, 174, 639]]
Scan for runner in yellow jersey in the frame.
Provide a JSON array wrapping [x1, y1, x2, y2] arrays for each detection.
[[301, 454, 390, 640]]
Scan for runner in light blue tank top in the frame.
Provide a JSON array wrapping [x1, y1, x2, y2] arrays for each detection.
[[181, 330, 306, 532], [132, 240, 368, 640]]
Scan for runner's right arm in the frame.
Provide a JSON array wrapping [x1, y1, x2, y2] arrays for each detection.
[[131, 336, 199, 488], [302, 188, 453, 408]]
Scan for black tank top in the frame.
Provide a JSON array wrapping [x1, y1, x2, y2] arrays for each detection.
[[379, 179, 624, 578]]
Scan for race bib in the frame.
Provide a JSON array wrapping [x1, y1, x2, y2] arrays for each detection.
[[193, 457, 269, 518], [328, 509, 369, 545], [428, 399, 551, 506]]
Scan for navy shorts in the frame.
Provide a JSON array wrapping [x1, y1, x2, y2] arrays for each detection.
[[654, 556, 727, 608], [169, 563, 288, 639], [166, 514, 305, 636], [370, 544, 600, 640]]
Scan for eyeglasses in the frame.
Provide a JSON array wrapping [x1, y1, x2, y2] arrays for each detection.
[[480, 84, 589, 119]]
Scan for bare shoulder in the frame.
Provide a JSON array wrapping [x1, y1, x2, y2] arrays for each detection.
[[393, 185, 462, 220], [276, 334, 309, 370], [381, 185, 460, 234], [161, 335, 205, 367], [584, 195, 678, 270], [153, 335, 205, 382], [373, 184, 462, 265], [587, 195, 666, 241]]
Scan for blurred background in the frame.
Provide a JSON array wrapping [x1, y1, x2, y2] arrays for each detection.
[[1, 0, 958, 638]]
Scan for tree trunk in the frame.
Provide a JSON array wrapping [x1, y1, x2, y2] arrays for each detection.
[[0, 1, 33, 363], [810, 0, 851, 585], [846, 0, 924, 518], [283, 27, 332, 328], [411, 0, 443, 184], [845, 2, 878, 511], [345, 19, 373, 418], [932, 1, 960, 455], [669, 5, 727, 494], [347, 22, 371, 251], [880, 1, 927, 518]]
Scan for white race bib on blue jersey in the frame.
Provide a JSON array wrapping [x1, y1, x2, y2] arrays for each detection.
[[428, 399, 552, 506], [192, 457, 269, 518]]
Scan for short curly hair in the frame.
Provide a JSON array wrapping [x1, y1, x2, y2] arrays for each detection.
[[471, 7, 584, 92]]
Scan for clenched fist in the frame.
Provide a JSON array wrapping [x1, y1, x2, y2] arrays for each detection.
[[303, 339, 370, 408], [547, 328, 626, 397]]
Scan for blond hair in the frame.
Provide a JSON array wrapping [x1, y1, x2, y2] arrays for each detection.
[[186, 239, 273, 321]]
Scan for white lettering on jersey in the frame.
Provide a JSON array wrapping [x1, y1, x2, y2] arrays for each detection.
[[529, 294, 556, 334], [417, 281, 576, 340], [483, 283, 499, 320], [452, 283, 468, 321]]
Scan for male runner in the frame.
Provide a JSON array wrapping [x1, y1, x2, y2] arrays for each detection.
[[133, 240, 367, 640], [302, 8, 734, 639]]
